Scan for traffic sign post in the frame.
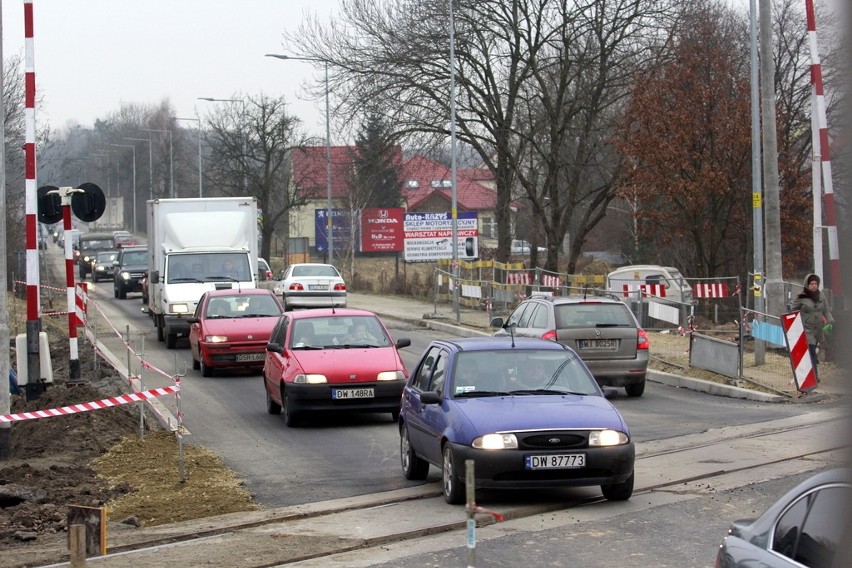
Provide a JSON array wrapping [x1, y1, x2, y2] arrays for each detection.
[[41, 185, 105, 386]]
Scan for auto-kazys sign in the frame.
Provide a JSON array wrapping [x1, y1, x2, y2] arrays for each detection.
[[403, 211, 478, 262], [360, 208, 405, 252]]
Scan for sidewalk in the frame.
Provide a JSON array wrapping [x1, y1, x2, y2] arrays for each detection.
[[347, 291, 495, 333]]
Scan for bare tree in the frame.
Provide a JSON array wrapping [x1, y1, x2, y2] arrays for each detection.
[[203, 94, 313, 261], [281, 0, 677, 272]]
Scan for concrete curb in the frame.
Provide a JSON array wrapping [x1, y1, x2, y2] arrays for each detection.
[[647, 369, 789, 403]]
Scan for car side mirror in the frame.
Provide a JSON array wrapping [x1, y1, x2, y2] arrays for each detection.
[[490, 317, 505, 328], [150, 270, 159, 284], [396, 338, 411, 349], [419, 391, 441, 405], [187, 317, 199, 324], [266, 342, 283, 354]]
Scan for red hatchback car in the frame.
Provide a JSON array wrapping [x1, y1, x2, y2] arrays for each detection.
[[188, 289, 285, 377], [262, 308, 411, 426]]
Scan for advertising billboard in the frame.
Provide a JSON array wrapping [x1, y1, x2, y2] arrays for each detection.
[[403, 211, 478, 262], [360, 208, 405, 252]]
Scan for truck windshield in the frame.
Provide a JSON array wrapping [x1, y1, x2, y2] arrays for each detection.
[[168, 253, 252, 283]]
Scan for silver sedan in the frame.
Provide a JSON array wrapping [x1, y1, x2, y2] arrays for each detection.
[[274, 263, 347, 311]]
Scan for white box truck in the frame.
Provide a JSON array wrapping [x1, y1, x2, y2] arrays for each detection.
[[147, 197, 258, 348]]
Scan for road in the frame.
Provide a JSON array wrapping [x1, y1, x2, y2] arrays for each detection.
[[41, 244, 839, 507]]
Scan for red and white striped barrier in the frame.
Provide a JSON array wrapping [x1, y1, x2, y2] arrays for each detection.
[[507, 272, 532, 285], [622, 284, 666, 298], [541, 274, 562, 288], [1, 385, 180, 424], [781, 311, 817, 393], [693, 283, 728, 298], [75, 282, 88, 326]]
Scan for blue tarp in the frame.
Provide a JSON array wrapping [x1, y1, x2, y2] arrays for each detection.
[[751, 320, 787, 348]]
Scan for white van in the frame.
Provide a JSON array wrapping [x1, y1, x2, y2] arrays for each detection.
[[606, 264, 693, 304]]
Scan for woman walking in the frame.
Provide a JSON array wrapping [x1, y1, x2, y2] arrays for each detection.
[[791, 273, 834, 382]]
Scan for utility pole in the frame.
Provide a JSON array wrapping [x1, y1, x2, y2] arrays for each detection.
[[760, 0, 784, 315]]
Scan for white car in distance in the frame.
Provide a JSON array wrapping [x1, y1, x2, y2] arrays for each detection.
[[274, 263, 347, 311]]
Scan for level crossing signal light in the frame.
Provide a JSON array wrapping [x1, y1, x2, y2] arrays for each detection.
[[37, 182, 106, 224]]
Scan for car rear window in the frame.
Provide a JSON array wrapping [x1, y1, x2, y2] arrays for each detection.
[[555, 303, 635, 328], [293, 265, 338, 278]]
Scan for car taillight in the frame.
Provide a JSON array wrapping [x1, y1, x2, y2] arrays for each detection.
[[333, 283, 346, 291], [637, 329, 649, 350], [264, 270, 273, 279], [541, 330, 557, 341], [289, 283, 304, 291]]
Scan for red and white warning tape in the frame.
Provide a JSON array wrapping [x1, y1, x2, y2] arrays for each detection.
[[1, 385, 180, 424]]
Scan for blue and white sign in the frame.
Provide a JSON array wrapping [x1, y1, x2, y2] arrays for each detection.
[[314, 209, 352, 254], [403, 211, 478, 262]]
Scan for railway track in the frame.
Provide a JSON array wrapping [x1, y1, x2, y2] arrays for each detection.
[[53, 407, 846, 567]]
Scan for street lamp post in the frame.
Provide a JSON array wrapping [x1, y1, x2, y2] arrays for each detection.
[[110, 144, 137, 233], [142, 128, 174, 198], [124, 138, 154, 200], [264, 53, 334, 264], [197, 97, 248, 195], [174, 116, 203, 197]]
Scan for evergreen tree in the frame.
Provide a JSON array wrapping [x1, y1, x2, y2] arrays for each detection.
[[350, 113, 403, 208]]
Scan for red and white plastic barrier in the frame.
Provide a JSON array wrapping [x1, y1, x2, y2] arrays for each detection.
[[541, 274, 562, 288], [692, 283, 728, 298], [781, 311, 817, 393], [507, 272, 532, 285], [1, 385, 180, 424], [622, 284, 666, 298]]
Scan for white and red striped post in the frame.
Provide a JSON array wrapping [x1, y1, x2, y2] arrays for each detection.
[[23, 0, 44, 400], [781, 311, 817, 394], [804, 0, 842, 301], [59, 189, 83, 382]]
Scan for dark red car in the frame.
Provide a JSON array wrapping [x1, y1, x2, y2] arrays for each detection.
[[188, 289, 285, 377], [262, 308, 411, 426]]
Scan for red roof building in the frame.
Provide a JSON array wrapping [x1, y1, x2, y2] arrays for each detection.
[[288, 147, 501, 246]]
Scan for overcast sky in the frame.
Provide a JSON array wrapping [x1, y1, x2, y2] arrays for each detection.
[[1, 0, 844, 140], [1, 0, 339, 137]]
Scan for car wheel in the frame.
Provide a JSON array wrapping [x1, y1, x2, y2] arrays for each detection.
[[92, 274, 99, 283], [113, 285, 119, 299], [265, 382, 281, 415], [624, 380, 645, 398], [391, 409, 400, 422], [156, 324, 164, 342], [166, 332, 177, 350], [282, 296, 291, 312], [601, 470, 634, 501], [282, 389, 300, 427], [200, 358, 213, 377], [400, 426, 429, 480], [191, 354, 200, 371], [118, 284, 127, 300], [442, 444, 465, 504]]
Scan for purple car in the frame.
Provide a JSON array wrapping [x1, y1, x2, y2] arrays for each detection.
[[399, 336, 634, 504]]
